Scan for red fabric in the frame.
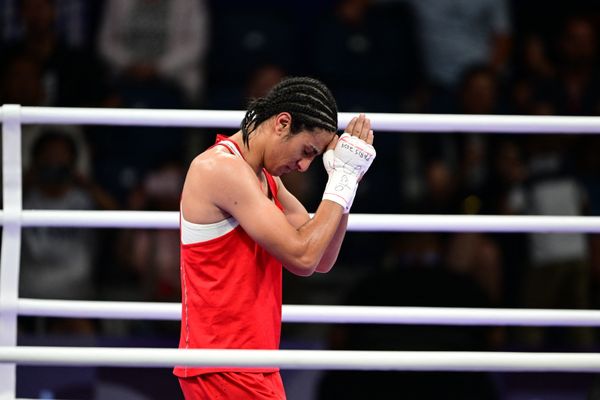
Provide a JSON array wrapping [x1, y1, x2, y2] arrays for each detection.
[[179, 372, 286, 399], [174, 135, 284, 378]]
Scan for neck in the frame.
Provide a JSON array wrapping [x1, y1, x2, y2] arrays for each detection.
[[229, 129, 266, 176]]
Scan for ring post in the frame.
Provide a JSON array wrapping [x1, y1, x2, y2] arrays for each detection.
[[1, 105, 23, 400]]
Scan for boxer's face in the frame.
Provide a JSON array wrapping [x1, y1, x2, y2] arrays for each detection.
[[268, 128, 334, 176]]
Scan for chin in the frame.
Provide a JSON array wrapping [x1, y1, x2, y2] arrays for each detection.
[[265, 166, 281, 177], [272, 166, 289, 177]]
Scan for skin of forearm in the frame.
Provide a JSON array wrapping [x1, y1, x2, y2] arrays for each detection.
[[287, 200, 343, 275], [315, 214, 348, 273]]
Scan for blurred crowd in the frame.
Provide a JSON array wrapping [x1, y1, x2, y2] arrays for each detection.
[[2, 0, 600, 396]]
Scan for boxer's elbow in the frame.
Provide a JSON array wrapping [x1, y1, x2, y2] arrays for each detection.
[[283, 249, 320, 277]]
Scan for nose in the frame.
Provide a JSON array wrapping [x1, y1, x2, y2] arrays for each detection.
[[296, 158, 312, 172]]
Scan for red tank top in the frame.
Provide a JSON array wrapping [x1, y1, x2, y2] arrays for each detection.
[[174, 135, 284, 377]]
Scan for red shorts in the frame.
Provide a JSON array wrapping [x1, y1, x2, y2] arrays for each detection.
[[179, 371, 286, 400]]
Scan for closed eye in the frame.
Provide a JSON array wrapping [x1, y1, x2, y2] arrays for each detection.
[[305, 146, 319, 157]]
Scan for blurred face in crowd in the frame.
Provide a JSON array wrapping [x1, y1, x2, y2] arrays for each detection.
[[0, 57, 44, 106], [495, 141, 526, 185], [560, 18, 597, 67], [246, 65, 286, 100], [34, 136, 76, 196], [21, 0, 56, 36], [522, 34, 555, 79], [460, 70, 497, 114], [426, 160, 455, 202], [337, 0, 372, 25]]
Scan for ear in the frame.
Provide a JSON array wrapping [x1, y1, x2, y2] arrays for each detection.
[[274, 112, 292, 136]]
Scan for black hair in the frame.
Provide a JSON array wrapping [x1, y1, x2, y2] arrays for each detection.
[[240, 76, 338, 147], [32, 130, 78, 166]]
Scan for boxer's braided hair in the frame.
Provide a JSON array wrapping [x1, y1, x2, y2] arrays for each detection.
[[241, 77, 338, 147]]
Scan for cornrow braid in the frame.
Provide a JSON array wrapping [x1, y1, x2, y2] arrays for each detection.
[[241, 77, 338, 147]]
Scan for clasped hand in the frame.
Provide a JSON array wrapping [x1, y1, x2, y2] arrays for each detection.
[[322, 114, 376, 212], [323, 114, 376, 179]]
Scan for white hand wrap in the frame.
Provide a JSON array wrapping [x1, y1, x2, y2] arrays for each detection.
[[322, 133, 376, 213]]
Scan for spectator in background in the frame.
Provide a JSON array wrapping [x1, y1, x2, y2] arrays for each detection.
[[404, 65, 504, 213], [98, 0, 210, 107], [415, 158, 504, 308], [115, 161, 184, 305], [0, 0, 23, 46], [0, 0, 108, 107], [104, 161, 185, 338], [312, 0, 419, 215], [447, 66, 506, 307], [508, 33, 556, 115], [94, 0, 207, 208], [312, 0, 421, 112], [245, 64, 287, 103], [0, 55, 44, 106], [205, 3, 295, 101], [508, 136, 594, 350], [414, 65, 504, 211], [0, 54, 93, 183], [20, 131, 116, 333], [455, 65, 504, 198], [574, 135, 600, 314], [533, 15, 600, 116], [91, 0, 203, 203], [406, 66, 505, 308], [406, 0, 512, 113], [418, 160, 462, 214], [486, 140, 528, 311], [318, 233, 500, 400], [1, 0, 102, 53]]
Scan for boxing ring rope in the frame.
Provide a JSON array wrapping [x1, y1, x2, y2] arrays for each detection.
[[4, 347, 600, 373], [3, 104, 600, 398], [3, 210, 600, 232], [15, 298, 600, 327], [14, 106, 600, 133]]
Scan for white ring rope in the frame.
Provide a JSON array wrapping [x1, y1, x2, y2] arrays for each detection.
[[6, 106, 600, 133], [16, 299, 600, 327], [1, 347, 600, 372], [3, 210, 600, 232]]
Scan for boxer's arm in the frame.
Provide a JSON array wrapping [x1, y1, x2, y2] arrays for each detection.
[[201, 155, 345, 276], [277, 114, 376, 273], [277, 178, 348, 274], [314, 213, 348, 273]]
